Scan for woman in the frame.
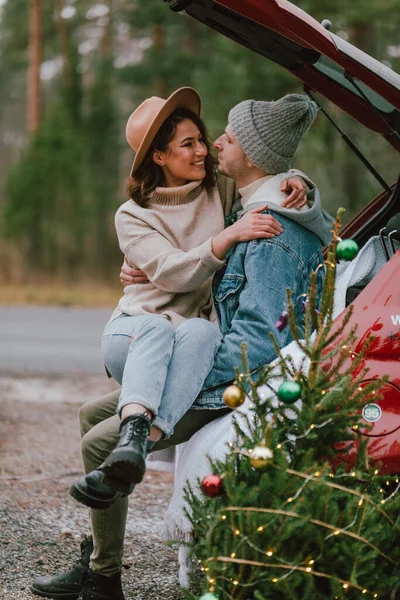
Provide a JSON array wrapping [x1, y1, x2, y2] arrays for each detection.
[[71, 87, 305, 500]]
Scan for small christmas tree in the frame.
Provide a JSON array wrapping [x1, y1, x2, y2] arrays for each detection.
[[184, 210, 400, 600]]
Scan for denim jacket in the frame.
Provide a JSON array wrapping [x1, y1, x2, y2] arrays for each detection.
[[193, 211, 325, 409]]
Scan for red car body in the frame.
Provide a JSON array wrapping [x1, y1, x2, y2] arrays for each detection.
[[166, 0, 400, 473]]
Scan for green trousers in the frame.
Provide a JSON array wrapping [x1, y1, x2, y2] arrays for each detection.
[[79, 390, 230, 575]]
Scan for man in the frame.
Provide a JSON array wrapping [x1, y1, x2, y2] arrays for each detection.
[[31, 94, 333, 600]]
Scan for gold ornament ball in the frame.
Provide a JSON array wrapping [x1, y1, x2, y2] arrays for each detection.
[[250, 444, 274, 469], [223, 384, 245, 408]]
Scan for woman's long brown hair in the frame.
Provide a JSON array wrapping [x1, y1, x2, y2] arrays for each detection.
[[126, 107, 215, 207]]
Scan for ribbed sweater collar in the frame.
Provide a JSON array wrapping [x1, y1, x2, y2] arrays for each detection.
[[239, 175, 273, 210], [148, 180, 203, 206]]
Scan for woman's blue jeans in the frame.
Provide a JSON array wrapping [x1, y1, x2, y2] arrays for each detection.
[[101, 314, 222, 437]]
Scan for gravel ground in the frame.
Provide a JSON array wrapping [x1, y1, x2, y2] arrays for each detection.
[[0, 376, 185, 600]]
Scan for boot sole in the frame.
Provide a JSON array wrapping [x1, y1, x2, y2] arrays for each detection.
[[102, 449, 146, 485], [31, 585, 80, 600], [68, 481, 120, 511]]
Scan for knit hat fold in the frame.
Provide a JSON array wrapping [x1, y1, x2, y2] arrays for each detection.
[[228, 94, 318, 174]]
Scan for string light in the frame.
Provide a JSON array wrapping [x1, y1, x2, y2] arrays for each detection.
[[211, 460, 398, 596], [217, 555, 379, 596]]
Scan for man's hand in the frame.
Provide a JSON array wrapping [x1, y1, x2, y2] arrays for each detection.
[[280, 176, 309, 209], [120, 256, 149, 287]]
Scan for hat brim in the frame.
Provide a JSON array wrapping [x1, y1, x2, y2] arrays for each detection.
[[130, 87, 202, 175]]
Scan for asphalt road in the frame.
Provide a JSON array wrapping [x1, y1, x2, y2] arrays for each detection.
[[0, 305, 177, 467], [0, 305, 112, 375]]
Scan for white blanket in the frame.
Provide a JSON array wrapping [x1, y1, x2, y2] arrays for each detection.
[[163, 235, 388, 587]]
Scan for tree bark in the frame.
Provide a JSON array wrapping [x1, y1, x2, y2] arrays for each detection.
[[55, 0, 72, 90], [153, 23, 167, 98], [26, 0, 42, 133], [100, 0, 113, 58]]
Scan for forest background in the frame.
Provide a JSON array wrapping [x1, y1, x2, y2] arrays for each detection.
[[0, 0, 399, 306]]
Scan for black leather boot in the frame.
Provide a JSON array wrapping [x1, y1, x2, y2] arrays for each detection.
[[31, 535, 93, 599], [101, 413, 153, 484], [77, 569, 124, 600], [69, 468, 134, 510]]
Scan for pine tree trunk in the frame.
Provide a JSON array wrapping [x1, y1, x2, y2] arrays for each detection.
[[153, 23, 167, 97], [55, 0, 71, 90], [26, 0, 42, 133], [100, 0, 113, 58]]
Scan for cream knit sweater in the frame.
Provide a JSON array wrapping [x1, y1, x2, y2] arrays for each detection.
[[109, 175, 237, 327]]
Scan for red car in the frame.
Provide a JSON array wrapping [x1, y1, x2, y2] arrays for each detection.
[[165, 0, 400, 474]]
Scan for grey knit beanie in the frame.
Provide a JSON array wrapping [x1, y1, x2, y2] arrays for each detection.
[[228, 94, 318, 174]]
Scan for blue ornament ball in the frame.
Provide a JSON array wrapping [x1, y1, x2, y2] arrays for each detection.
[[200, 594, 219, 600]]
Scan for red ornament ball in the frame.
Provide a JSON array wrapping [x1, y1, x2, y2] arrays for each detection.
[[201, 474, 224, 498]]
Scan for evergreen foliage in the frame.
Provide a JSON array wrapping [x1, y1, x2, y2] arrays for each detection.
[[184, 211, 400, 599]]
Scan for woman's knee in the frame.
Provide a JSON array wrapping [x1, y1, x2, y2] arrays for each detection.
[[144, 315, 175, 337], [177, 318, 221, 345]]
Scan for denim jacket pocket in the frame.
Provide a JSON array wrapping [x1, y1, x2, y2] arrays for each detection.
[[214, 274, 245, 325]]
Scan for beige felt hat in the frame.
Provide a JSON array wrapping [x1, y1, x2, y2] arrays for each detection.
[[126, 87, 202, 175]]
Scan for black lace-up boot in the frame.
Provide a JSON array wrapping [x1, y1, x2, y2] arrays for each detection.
[[31, 536, 93, 599], [69, 468, 134, 510], [101, 413, 153, 484], [77, 569, 124, 600]]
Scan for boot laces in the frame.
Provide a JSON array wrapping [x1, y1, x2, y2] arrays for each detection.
[[80, 571, 96, 600], [125, 415, 150, 440]]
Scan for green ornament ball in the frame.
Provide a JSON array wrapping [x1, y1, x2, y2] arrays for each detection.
[[277, 381, 302, 404], [199, 594, 219, 600], [337, 239, 359, 261]]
